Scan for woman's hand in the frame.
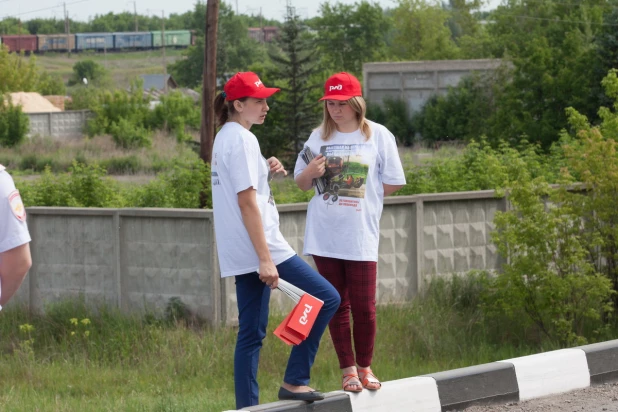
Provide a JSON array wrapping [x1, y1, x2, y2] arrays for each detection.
[[304, 154, 326, 179], [258, 260, 279, 289], [267, 157, 288, 176]]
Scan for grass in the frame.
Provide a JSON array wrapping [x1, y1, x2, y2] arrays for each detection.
[[0, 274, 585, 411], [32, 49, 185, 88], [0, 132, 197, 178]]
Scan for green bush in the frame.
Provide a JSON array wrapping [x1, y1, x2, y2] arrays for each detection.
[[483, 174, 614, 345], [100, 155, 142, 174], [66, 85, 101, 111], [109, 118, 152, 149], [37, 72, 66, 96], [367, 97, 416, 146], [87, 84, 151, 141], [127, 155, 211, 209], [0, 97, 29, 148], [149, 92, 200, 142], [413, 72, 499, 144], [19, 154, 58, 172], [397, 139, 560, 196], [18, 162, 124, 208], [69, 60, 109, 87]]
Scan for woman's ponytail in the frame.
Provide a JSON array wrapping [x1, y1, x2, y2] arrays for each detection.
[[214, 92, 229, 128]]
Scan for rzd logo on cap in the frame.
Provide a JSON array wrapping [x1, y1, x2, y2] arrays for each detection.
[[329, 84, 343, 92], [254, 80, 263, 87], [299, 303, 313, 325]]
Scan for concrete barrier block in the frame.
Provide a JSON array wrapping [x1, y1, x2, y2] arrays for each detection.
[[348, 377, 441, 412], [578, 339, 618, 385], [239, 391, 352, 411], [423, 362, 519, 411], [499, 349, 590, 401]]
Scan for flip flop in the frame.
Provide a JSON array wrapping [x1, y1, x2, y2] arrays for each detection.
[[278, 387, 325, 402]]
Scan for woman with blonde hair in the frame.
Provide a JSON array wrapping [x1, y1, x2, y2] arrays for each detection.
[[294, 72, 406, 393]]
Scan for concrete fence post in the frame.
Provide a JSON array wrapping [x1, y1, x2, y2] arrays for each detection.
[[48, 112, 53, 137], [415, 196, 425, 295], [113, 211, 122, 310]]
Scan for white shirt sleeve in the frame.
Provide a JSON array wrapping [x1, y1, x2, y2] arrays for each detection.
[[0, 172, 31, 254], [293, 131, 319, 179], [228, 134, 261, 194], [377, 126, 407, 185], [294, 148, 308, 180]]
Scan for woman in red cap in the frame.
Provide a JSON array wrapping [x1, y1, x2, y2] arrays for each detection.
[[294, 72, 406, 392], [211, 72, 340, 409]]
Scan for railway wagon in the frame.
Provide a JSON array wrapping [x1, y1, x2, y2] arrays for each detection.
[[0, 35, 37, 53], [113, 32, 153, 49], [75, 33, 114, 51], [151, 30, 192, 47], [37, 34, 76, 52]]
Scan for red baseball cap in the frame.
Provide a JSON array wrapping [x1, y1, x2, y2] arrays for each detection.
[[319, 72, 362, 101], [224, 72, 279, 101]]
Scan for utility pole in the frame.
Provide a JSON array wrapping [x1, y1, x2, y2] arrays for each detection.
[[64, 2, 71, 57], [161, 10, 167, 92], [133, 2, 138, 32], [200, 0, 220, 207], [260, 7, 263, 43]]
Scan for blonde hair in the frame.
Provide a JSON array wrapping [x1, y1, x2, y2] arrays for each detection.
[[318, 96, 372, 141]]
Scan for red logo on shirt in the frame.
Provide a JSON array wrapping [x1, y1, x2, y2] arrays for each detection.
[[8, 190, 26, 222]]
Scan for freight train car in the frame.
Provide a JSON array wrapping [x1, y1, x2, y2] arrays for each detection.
[[1, 35, 37, 53], [113, 32, 153, 49], [37, 34, 76, 52], [151, 30, 192, 48], [75, 33, 114, 51]]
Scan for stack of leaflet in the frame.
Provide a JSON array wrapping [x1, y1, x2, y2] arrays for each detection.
[[300, 147, 327, 195]]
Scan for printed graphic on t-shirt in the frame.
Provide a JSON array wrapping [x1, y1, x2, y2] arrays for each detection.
[[320, 144, 369, 203]]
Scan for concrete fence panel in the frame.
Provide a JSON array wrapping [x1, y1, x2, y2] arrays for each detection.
[[21, 191, 506, 327]]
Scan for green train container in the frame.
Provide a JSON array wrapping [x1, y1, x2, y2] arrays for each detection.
[[151, 30, 192, 47]]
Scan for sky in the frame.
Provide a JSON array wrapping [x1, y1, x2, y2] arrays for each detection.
[[1, 0, 501, 23]]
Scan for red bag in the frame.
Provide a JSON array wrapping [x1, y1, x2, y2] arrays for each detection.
[[285, 293, 324, 339], [273, 280, 324, 346]]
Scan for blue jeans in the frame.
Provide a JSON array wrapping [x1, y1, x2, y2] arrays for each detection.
[[233, 254, 340, 409]]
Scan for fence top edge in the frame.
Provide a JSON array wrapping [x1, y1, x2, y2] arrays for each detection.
[[26, 207, 213, 218], [363, 59, 504, 71]]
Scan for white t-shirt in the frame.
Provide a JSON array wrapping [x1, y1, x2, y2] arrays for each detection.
[[0, 165, 31, 254], [211, 122, 295, 278], [294, 121, 406, 262]]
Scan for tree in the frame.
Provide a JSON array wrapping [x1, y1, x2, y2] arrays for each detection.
[[312, 1, 392, 74], [486, 0, 609, 148], [168, 3, 267, 88], [0, 46, 40, 94], [69, 60, 109, 87], [262, 6, 323, 159], [0, 18, 29, 35], [390, 0, 460, 60]]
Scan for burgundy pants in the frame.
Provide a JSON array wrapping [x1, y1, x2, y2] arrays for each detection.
[[313, 255, 377, 369]]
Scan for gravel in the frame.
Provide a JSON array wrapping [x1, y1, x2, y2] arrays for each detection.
[[463, 383, 618, 412]]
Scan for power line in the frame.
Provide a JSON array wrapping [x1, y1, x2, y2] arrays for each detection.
[[1, 0, 91, 19], [494, 12, 618, 26]]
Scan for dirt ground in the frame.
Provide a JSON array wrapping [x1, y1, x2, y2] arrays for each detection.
[[465, 383, 618, 412]]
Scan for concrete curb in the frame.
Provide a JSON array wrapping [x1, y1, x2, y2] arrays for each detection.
[[423, 362, 519, 411], [226, 339, 618, 412]]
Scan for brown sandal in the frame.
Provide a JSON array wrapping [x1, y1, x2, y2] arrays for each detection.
[[342, 373, 363, 392], [358, 368, 381, 390]]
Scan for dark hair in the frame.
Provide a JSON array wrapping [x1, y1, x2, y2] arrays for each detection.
[[214, 92, 248, 127]]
